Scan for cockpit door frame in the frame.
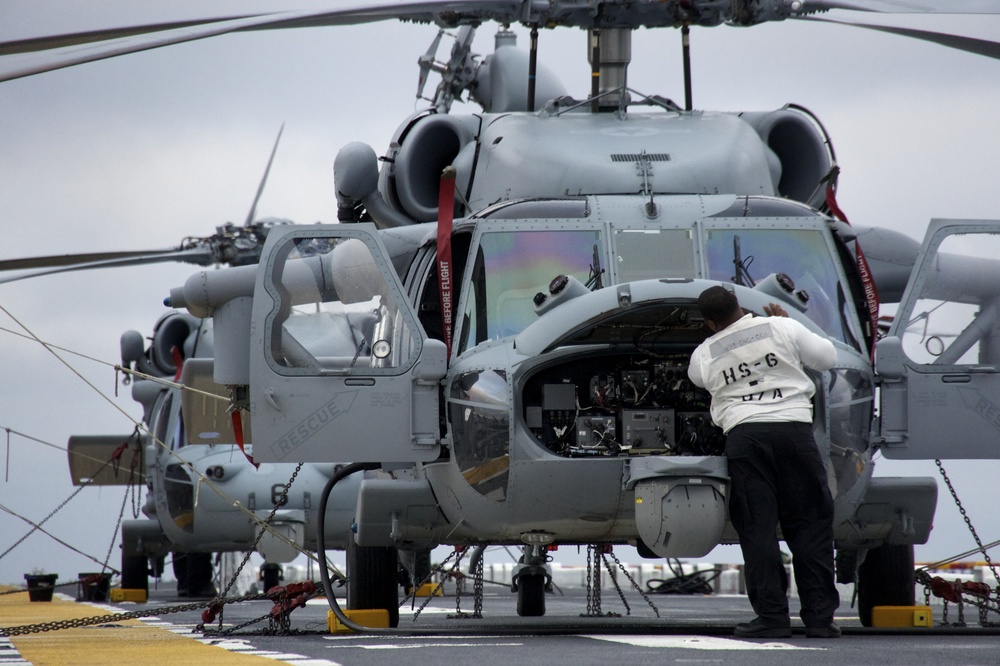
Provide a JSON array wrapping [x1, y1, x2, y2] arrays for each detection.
[[877, 219, 1000, 459], [248, 224, 445, 464]]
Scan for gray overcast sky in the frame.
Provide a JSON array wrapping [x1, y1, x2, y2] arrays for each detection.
[[2, 3, 1000, 586]]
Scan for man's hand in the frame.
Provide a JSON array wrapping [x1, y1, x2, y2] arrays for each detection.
[[764, 303, 789, 317]]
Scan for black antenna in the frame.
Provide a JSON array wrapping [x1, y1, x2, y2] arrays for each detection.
[[681, 24, 692, 111], [528, 25, 538, 111]]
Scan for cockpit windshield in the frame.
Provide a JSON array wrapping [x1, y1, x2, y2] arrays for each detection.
[[704, 227, 857, 345], [456, 219, 860, 354], [459, 229, 604, 352]]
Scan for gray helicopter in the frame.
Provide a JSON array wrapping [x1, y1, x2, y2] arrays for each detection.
[[65, 307, 365, 598], [4, 0, 1000, 629], [24, 178, 431, 619]]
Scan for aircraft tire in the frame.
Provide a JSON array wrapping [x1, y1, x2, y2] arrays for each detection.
[[261, 563, 282, 593], [857, 543, 915, 627], [346, 535, 400, 628], [121, 553, 149, 593], [516, 573, 546, 617]]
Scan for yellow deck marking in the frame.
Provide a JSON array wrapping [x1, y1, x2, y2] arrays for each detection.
[[1, 589, 276, 664]]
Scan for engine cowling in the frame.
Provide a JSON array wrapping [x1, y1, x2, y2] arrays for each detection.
[[740, 107, 834, 209]]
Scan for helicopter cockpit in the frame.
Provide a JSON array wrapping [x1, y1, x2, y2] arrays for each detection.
[[445, 194, 872, 504]]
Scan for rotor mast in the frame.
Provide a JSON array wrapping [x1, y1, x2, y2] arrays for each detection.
[[588, 27, 631, 112]]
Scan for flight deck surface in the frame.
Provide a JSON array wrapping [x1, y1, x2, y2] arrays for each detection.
[[3, 586, 999, 666]]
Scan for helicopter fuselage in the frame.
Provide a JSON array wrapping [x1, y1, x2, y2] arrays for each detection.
[[196, 191, 935, 561]]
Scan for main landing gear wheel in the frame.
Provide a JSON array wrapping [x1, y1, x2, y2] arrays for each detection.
[[121, 553, 149, 593], [346, 534, 400, 628], [260, 563, 282, 593], [857, 543, 915, 627], [516, 572, 546, 617]]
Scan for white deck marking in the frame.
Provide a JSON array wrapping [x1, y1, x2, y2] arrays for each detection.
[[583, 635, 823, 650]]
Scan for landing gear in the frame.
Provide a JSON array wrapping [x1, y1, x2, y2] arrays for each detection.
[[121, 553, 150, 593], [260, 562, 283, 593], [857, 544, 915, 627], [173, 551, 217, 598], [346, 534, 400, 627], [120, 520, 168, 593], [516, 572, 547, 616], [399, 547, 432, 595], [512, 544, 552, 617]]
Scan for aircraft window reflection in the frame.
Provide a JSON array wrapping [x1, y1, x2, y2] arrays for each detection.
[[153, 392, 173, 450], [704, 228, 852, 344], [899, 232, 1000, 366], [449, 370, 510, 501], [614, 228, 695, 282], [266, 236, 416, 374], [173, 411, 185, 451], [827, 369, 873, 499], [461, 230, 604, 351]]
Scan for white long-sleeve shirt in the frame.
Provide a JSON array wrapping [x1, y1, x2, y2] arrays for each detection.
[[688, 313, 837, 434]]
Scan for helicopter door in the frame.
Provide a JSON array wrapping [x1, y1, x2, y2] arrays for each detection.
[[876, 219, 1000, 459], [248, 225, 445, 464]]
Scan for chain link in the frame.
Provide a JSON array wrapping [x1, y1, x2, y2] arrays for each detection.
[[446, 548, 475, 619], [472, 547, 484, 619], [592, 546, 603, 615], [605, 547, 659, 618], [935, 459, 1000, 589], [582, 544, 606, 617], [1, 591, 271, 637], [600, 551, 629, 616], [0, 433, 139, 566], [219, 463, 303, 601], [399, 550, 461, 622], [911, 460, 1000, 626]]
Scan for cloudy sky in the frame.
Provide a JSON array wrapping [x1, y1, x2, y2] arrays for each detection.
[[2, 2, 1000, 587]]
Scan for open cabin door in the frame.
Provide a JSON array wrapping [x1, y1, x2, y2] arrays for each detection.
[[876, 219, 1000, 459], [248, 225, 445, 464]]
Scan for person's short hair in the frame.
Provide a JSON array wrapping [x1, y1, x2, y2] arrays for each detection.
[[697, 286, 741, 325]]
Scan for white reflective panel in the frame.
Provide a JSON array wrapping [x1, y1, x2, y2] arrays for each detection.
[[614, 227, 695, 282]]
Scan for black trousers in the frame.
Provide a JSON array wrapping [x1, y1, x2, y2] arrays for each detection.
[[726, 421, 839, 627]]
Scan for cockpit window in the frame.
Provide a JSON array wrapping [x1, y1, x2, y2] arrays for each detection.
[[704, 227, 856, 345], [459, 230, 604, 352], [614, 228, 695, 282], [897, 232, 1000, 365]]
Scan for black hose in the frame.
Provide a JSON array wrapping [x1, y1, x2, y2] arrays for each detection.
[[316, 461, 388, 634]]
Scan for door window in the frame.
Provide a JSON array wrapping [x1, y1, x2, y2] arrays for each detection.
[[897, 232, 1000, 366], [263, 235, 419, 375]]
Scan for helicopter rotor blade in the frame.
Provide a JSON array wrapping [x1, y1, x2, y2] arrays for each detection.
[[0, 248, 217, 286], [801, 17, 1000, 60], [0, 250, 187, 273], [6, 1, 1000, 83], [0, 16, 259, 56], [800, 0, 1000, 13], [0, 2, 517, 83]]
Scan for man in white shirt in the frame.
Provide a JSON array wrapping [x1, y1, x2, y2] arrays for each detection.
[[688, 285, 841, 639]]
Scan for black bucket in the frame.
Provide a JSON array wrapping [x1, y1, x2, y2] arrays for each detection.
[[77, 572, 112, 602], [24, 573, 58, 602]]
